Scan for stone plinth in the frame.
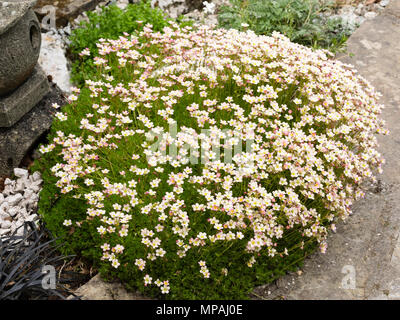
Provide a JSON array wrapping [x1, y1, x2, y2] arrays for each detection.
[[0, 65, 50, 127], [0, 82, 67, 176], [0, 1, 50, 128]]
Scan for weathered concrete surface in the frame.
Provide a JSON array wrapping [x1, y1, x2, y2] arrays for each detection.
[[0, 81, 66, 176], [0, 66, 50, 127], [68, 274, 151, 300], [252, 0, 400, 300]]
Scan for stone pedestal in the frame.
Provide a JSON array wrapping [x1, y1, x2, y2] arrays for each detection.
[[0, 82, 67, 176], [0, 0, 59, 176], [0, 65, 50, 127], [0, 1, 50, 129]]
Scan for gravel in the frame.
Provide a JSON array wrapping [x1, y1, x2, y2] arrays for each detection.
[[0, 168, 42, 238], [327, 1, 389, 32], [38, 29, 72, 94]]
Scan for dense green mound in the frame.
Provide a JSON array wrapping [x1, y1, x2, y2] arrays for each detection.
[[34, 22, 386, 299]]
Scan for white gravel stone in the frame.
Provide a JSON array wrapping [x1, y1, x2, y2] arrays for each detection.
[[15, 219, 24, 229], [31, 171, 42, 182], [3, 186, 13, 196], [0, 169, 42, 238], [0, 229, 9, 236], [0, 212, 9, 220], [14, 168, 29, 178], [19, 207, 29, 218], [23, 189, 34, 199], [6, 193, 23, 206], [15, 227, 24, 237], [26, 214, 38, 222], [380, 0, 390, 7], [8, 206, 20, 217], [0, 201, 10, 212], [19, 199, 34, 211], [1, 220, 12, 229], [113, 0, 129, 9], [14, 179, 26, 193], [28, 184, 41, 193], [365, 11, 378, 19]]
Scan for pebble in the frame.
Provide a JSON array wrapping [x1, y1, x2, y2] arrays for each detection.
[[8, 207, 20, 217], [380, 0, 390, 7], [6, 194, 23, 206], [14, 168, 29, 179], [0, 202, 9, 213], [1, 220, 11, 229], [327, 0, 389, 32], [365, 11, 378, 19], [31, 171, 42, 182]]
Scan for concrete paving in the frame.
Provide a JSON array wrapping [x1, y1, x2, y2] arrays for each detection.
[[69, 1, 400, 300]]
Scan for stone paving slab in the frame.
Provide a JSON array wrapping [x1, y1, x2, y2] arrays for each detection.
[[68, 274, 151, 300], [253, 0, 400, 300]]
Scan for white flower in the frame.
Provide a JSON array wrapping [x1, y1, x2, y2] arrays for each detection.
[[161, 285, 170, 294], [144, 274, 152, 286], [68, 94, 78, 102], [79, 48, 90, 57], [63, 219, 72, 226], [111, 259, 120, 269], [55, 112, 67, 121]]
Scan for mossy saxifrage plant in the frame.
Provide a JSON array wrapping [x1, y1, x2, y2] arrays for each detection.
[[33, 22, 388, 299]]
